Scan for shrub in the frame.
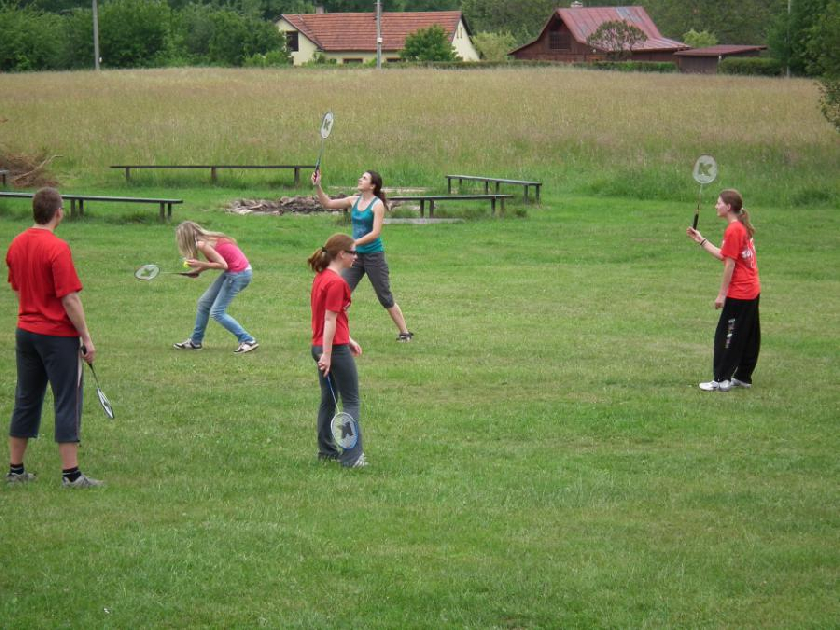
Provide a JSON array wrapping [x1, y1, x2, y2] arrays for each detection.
[[98, 0, 171, 68], [682, 29, 718, 49], [0, 5, 65, 72], [473, 31, 517, 62], [401, 25, 459, 62], [719, 56, 783, 76], [575, 61, 677, 73]]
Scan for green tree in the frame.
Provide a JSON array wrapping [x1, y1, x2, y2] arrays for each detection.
[[400, 24, 458, 61], [0, 4, 65, 71], [768, 0, 830, 74], [472, 30, 516, 61], [586, 20, 647, 60], [682, 28, 718, 48], [97, 0, 171, 68], [462, 0, 556, 44], [806, 0, 840, 130]]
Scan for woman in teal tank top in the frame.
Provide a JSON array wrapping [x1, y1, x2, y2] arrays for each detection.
[[312, 169, 413, 342]]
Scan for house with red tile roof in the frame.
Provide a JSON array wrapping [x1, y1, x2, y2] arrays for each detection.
[[277, 11, 478, 66], [510, 6, 688, 63]]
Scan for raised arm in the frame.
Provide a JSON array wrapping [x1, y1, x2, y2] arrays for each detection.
[[311, 170, 355, 211]]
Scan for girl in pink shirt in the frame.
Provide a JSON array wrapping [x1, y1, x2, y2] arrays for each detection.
[[173, 221, 258, 353]]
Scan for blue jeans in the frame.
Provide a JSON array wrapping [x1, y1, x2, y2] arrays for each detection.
[[191, 268, 254, 344]]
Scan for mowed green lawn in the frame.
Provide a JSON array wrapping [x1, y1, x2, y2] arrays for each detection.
[[0, 67, 838, 627]]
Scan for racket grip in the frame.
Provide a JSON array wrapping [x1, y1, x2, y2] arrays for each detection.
[[692, 214, 699, 230]]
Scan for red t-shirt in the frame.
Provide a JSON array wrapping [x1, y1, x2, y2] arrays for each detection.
[[310, 269, 351, 346], [720, 220, 760, 300], [6, 228, 83, 336]]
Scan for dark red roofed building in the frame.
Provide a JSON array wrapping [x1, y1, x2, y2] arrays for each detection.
[[277, 11, 478, 65], [674, 45, 768, 73], [509, 6, 688, 63]]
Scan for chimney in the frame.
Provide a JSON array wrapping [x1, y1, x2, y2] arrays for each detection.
[[315, 5, 324, 14]]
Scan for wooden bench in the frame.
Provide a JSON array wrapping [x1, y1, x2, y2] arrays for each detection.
[[388, 194, 512, 218], [111, 165, 316, 186], [446, 174, 542, 203], [0, 192, 183, 220], [0, 169, 9, 187]]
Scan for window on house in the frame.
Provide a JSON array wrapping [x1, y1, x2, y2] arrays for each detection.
[[286, 31, 299, 53], [342, 58, 363, 64], [549, 30, 571, 51]]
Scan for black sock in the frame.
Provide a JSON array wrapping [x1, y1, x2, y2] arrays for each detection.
[[62, 466, 81, 482], [10, 463, 24, 475]]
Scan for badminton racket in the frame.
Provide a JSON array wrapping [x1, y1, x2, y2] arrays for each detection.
[[313, 111, 335, 178], [134, 264, 199, 281], [325, 375, 358, 451], [692, 154, 718, 230], [81, 352, 114, 420]]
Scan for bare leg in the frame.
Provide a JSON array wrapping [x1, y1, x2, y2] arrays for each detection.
[[58, 443, 79, 469], [9, 436, 28, 465], [387, 303, 409, 335]]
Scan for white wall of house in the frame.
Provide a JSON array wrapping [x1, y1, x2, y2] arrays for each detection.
[[276, 17, 320, 66], [453, 20, 479, 61]]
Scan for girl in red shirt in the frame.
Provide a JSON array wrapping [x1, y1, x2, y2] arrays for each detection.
[[308, 233, 366, 467], [687, 189, 761, 392]]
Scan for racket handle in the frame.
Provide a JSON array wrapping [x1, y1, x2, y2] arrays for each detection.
[[692, 213, 699, 230]]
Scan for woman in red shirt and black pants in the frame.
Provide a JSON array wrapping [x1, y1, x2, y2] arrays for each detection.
[[687, 189, 761, 392], [308, 233, 366, 467]]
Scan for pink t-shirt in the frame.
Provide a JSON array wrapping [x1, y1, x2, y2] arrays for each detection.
[[214, 238, 249, 272], [720, 221, 760, 300]]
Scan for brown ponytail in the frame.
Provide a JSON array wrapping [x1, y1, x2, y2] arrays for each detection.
[[366, 169, 388, 209], [308, 233, 355, 273], [720, 188, 755, 238]]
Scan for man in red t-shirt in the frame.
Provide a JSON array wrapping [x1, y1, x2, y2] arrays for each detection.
[[5, 187, 102, 487]]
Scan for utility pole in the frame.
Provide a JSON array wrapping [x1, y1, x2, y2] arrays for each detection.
[[376, 0, 382, 69], [93, 0, 100, 70], [786, 0, 791, 78]]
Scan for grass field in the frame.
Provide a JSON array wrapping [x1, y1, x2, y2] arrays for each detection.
[[0, 67, 839, 627]]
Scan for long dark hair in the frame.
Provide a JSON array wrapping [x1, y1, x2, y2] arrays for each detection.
[[366, 170, 388, 208], [720, 189, 755, 238], [307, 233, 355, 273]]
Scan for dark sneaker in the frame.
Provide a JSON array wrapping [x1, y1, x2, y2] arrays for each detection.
[[345, 453, 368, 468], [62, 473, 104, 488], [396, 332, 414, 343], [174, 339, 202, 350], [6, 471, 36, 484], [235, 340, 259, 353]]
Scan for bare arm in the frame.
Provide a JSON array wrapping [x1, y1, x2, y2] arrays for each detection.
[[186, 239, 227, 273], [317, 310, 339, 376], [353, 201, 385, 247], [716, 258, 736, 309], [311, 171, 355, 211], [686, 227, 723, 261], [61, 292, 95, 363]]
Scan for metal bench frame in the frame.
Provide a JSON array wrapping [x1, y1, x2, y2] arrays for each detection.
[[0, 192, 183, 220], [446, 174, 542, 203], [388, 194, 513, 218], [111, 165, 316, 187]]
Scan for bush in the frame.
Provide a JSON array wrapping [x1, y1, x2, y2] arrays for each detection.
[[682, 29, 718, 49], [98, 0, 171, 68], [0, 5, 65, 72], [719, 56, 783, 76], [473, 31, 516, 62], [243, 50, 292, 68], [574, 61, 678, 73], [401, 25, 459, 62]]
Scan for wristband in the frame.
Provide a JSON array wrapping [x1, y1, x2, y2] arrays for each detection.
[[699, 238, 707, 247]]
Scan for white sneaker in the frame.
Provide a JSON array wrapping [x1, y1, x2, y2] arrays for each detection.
[[62, 473, 104, 488], [234, 340, 259, 353], [699, 379, 730, 392], [730, 378, 752, 389]]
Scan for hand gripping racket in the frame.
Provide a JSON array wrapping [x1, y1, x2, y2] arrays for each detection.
[[313, 111, 335, 178], [81, 354, 114, 420], [692, 154, 718, 230], [134, 264, 199, 281], [326, 375, 358, 451]]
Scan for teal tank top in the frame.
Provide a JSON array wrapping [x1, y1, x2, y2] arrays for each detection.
[[351, 196, 384, 253]]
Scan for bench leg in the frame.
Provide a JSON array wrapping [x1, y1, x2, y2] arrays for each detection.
[[294, 167, 300, 187], [78, 199, 84, 217], [536, 184, 541, 204], [0, 172, 6, 186], [429, 200, 435, 219], [70, 199, 76, 218], [159, 202, 165, 221], [125, 168, 131, 182], [484, 181, 489, 194], [211, 167, 217, 183], [447, 178, 452, 194], [491, 198, 495, 216], [420, 200, 425, 218]]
